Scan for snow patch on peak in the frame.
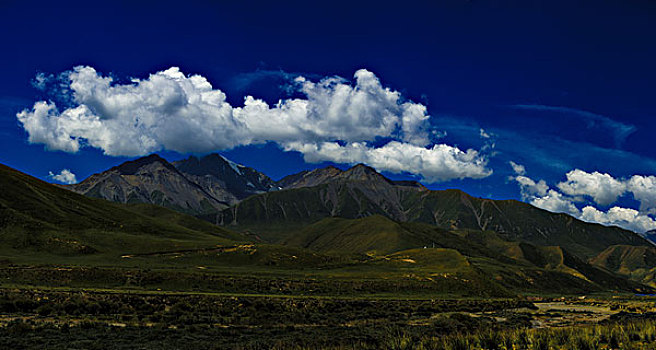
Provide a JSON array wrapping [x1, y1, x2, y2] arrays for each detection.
[[219, 155, 243, 175]]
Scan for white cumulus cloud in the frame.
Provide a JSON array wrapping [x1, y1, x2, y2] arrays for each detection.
[[626, 175, 656, 214], [507, 162, 548, 199], [17, 66, 492, 183], [510, 167, 656, 233], [552, 169, 656, 214], [530, 189, 581, 216], [556, 169, 626, 206], [580, 206, 656, 233], [48, 169, 77, 184], [515, 175, 549, 199]]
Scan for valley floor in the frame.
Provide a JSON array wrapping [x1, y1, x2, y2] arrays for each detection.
[[0, 271, 655, 349]]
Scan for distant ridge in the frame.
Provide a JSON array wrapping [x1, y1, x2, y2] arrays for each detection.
[[277, 164, 424, 189], [643, 229, 656, 245], [277, 166, 344, 189]]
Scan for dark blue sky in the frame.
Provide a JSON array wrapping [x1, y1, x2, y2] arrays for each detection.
[[1, 1, 655, 230]]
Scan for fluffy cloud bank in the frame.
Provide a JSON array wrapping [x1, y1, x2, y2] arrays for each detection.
[[626, 176, 656, 214], [17, 66, 491, 182], [530, 189, 581, 217], [555, 170, 656, 213], [48, 169, 77, 184], [580, 206, 656, 234], [514, 175, 548, 199], [557, 169, 626, 206], [509, 163, 656, 233]]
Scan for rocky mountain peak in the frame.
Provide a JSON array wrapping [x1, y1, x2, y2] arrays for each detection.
[[276, 164, 427, 190], [347, 163, 376, 172], [112, 154, 173, 175], [276, 165, 344, 189], [309, 165, 343, 177], [340, 164, 391, 183], [174, 153, 240, 176]]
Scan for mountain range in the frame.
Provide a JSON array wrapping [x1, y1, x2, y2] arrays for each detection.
[[62, 152, 656, 247], [1, 153, 655, 295], [64, 153, 656, 254]]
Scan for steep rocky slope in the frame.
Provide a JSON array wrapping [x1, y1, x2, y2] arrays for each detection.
[[173, 153, 277, 205]]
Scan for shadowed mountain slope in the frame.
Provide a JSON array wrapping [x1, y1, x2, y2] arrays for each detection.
[[173, 153, 277, 203], [591, 245, 656, 287]]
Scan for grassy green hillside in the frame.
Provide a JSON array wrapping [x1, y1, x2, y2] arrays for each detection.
[[387, 248, 471, 270], [0, 163, 245, 265], [279, 215, 651, 294], [284, 215, 453, 254]]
